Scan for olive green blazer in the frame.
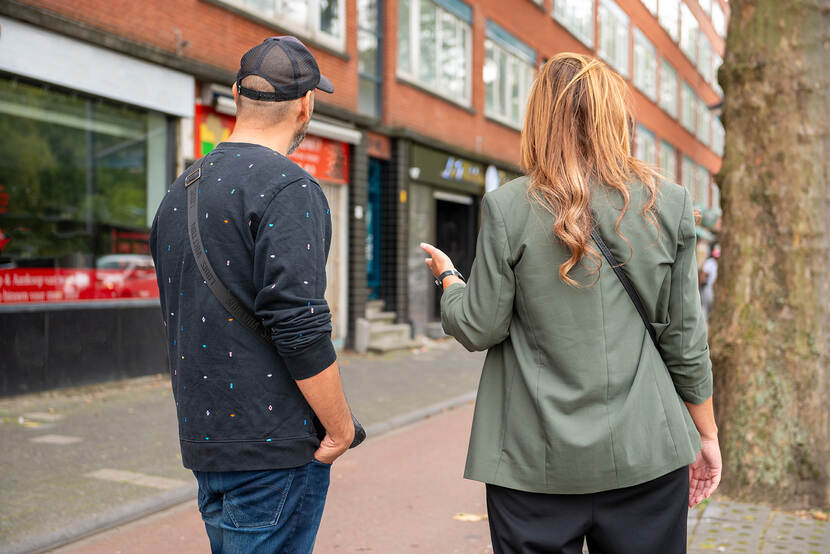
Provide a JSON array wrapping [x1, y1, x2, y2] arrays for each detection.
[[441, 176, 712, 494]]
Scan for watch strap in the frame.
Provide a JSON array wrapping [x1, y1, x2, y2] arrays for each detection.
[[435, 269, 464, 287]]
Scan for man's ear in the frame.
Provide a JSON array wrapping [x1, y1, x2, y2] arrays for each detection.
[[232, 82, 238, 102], [298, 91, 314, 122]]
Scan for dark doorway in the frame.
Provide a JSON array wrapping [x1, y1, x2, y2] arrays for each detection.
[[433, 197, 477, 318], [366, 158, 383, 300]]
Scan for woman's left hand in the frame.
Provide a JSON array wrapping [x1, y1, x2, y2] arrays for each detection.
[[420, 243, 454, 279]]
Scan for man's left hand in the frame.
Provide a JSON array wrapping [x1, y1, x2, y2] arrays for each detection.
[[420, 242, 454, 279]]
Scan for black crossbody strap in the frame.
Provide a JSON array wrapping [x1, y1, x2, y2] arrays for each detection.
[[185, 157, 273, 349], [591, 229, 660, 350]]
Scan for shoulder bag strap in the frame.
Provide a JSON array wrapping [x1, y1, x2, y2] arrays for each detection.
[[184, 156, 273, 349], [591, 228, 660, 351]]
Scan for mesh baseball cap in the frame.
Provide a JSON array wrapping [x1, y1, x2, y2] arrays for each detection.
[[236, 36, 334, 102]]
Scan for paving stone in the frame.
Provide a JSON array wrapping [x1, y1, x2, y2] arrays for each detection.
[[690, 517, 765, 553], [702, 499, 772, 524], [29, 434, 82, 445], [761, 513, 830, 554]]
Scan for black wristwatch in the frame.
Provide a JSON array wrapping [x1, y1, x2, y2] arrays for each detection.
[[435, 269, 465, 288]]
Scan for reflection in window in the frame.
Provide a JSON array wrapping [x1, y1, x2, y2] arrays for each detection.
[[219, 0, 346, 50], [484, 22, 536, 129], [398, 0, 472, 106], [553, 0, 594, 48], [660, 59, 678, 118], [659, 141, 677, 183], [0, 77, 168, 304], [598, 0, 630, 77], [633, 28, 657, 101]]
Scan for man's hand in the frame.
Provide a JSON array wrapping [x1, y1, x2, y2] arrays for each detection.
[[689, 436, 722, 507], [295, 360, 354, 466]]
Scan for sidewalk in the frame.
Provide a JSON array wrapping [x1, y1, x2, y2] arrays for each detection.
[[0, 340, 485, 554], [52, 403, 830, 554]]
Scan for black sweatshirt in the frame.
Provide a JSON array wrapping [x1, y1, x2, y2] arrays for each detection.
[[149, 142, 336, 472]]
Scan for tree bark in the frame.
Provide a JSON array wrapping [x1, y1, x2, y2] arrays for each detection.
[[710, 0, 830, 508]]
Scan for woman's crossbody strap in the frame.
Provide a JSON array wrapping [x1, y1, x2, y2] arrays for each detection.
[[591, 229, 660, 351]]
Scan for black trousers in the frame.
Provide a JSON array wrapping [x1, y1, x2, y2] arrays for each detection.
[[486, 466, 689, 554]]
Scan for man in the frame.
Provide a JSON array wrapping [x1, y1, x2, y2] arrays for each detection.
[[150, 37, 356, 553], [699, 245, 719, 321]]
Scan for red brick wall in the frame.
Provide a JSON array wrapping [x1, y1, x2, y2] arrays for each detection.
[[21, 0, 360, 112]]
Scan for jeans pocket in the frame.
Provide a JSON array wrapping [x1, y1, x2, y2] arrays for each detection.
[[310, 458, 332, 468], [224, 469, 295, 529]]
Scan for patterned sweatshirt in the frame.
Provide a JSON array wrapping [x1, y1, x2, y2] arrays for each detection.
[[149, 142, 335, 472]]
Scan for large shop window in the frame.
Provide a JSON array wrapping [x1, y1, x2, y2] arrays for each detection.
[[635, 124, 657, 165], [0, 77, 169, 304], [218, 0, 346, 51], [633, 28, 657, 101], [553, 0, 594, 48], [659, 140, 677, 183], [398, 0, 472, 107], [660, 59, 679, 118], [597, 0, 630, 77], [484, 21, 536, 129]]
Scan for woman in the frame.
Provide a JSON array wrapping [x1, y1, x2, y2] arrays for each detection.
[[421, 53, 721, 553]]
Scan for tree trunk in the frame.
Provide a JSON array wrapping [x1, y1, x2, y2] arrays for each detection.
[[710, 0, 830, 508]]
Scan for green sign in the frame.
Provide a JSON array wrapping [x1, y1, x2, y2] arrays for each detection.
[[410, 144, 520, 195]]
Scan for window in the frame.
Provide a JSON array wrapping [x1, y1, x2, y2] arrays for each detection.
[[219, 0, 346, 50], [598, 0, 630, 77], [660, 141, 678, 182], [695, 164, 711, 207], [697, 97, 710, 146], [681, 81, 696, 132], [712, 2, 726, 37], [680, 4, 699, 64], [553, 0, 595, 48], [712, 182, 721, 212], [358, 0, 382, 117], [642, 0, 658, 16], [682, 155, 696, 196], [635, 124, 657, 164], [658, 0, 680, 41], [484, 21, 536, 129], [712, 54, 723, 96], [398, 0, 472, 106], [633, 28, 657, 101], [0, 77, 169, 304], [712, 116, 725, 156], [700, 0, 713, 16], [660, 59, 678, 118], [698, 38, 712, 83]]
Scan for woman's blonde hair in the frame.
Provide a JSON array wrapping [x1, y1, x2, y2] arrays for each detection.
[[521, 53, 660, 286]]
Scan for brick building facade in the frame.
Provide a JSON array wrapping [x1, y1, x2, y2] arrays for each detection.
[[0, 0, 727, 393]]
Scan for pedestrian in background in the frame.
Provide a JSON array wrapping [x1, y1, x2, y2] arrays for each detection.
[[421, 53, 721, 553], [150, 37, 359, 553], [699, 245, 720, 322]]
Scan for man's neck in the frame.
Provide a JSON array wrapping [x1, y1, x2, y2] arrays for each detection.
[[224, 127, 293, 156]]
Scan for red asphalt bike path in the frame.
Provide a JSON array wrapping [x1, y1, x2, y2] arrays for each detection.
[[55, 403, 492, 553]]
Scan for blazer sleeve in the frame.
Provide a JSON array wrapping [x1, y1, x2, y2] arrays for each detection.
[[441, 194, 515, 352], [659, 187, 713, 404]]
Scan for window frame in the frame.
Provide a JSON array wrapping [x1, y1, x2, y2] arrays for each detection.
[[633, 27, 657, 101], [660, 58, 679, 119], [635, 124, 657, 165], [483, 25, 536, 130], [397, 0, 473, 108], [597, 0, 631, 77], [358, 0, 383, 118], [658, 0, 680, 42], [681, 81, 696, 133], [214, 0, 347, 52], [552, 0, 595, 48], [659, 140, 678, 183], [679, 3, 699, 65]]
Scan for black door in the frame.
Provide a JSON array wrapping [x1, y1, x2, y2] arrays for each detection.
[[433, 198, 477, 319]]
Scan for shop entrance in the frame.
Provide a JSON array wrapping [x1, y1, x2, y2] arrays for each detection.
[[366, 158, 383, 300], [433, 192, 477, 318]]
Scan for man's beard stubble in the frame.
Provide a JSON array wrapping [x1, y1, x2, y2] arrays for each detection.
[[286, 119, 310, 156]]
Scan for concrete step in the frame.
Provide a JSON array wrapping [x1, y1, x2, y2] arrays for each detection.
[[366, 311, 396, 324], [369, 323, 411, 343], [365, 299, 385, 316], [367, 338, 421, 353]]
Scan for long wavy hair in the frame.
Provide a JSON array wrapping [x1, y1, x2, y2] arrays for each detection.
[[521, 53, 660, 287]]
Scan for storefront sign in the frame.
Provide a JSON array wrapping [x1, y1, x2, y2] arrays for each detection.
[[289, 135, 350, 185], [1, 266, 159, 304], [194, 104, 235, 157], [410, 144, 520, 194], [366, 131, 391, 160]]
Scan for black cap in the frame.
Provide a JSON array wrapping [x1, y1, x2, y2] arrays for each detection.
[[236, 36, 334, 102]]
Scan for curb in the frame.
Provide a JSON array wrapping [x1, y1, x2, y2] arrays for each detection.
[[9, 391, 477, 554]]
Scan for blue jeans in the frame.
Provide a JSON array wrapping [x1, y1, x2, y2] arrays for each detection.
[[194, 459, 331, 554]]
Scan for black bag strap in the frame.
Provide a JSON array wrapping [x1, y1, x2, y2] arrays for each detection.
[[184, 156, 273, 349], [591, 228, 660, 350], [184, 156, 366, 449]]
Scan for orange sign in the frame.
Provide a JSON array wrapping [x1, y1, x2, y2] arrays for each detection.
[[289, 135, 350, 185]]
